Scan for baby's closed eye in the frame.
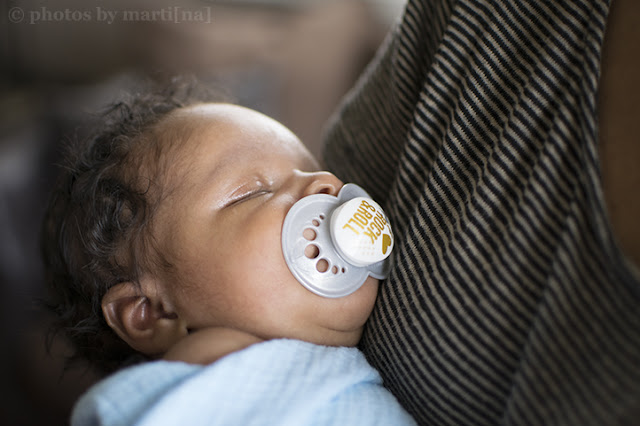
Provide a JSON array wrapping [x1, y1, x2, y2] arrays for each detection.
[[226, 188, 271, 207], [224, 179, 272, 208]]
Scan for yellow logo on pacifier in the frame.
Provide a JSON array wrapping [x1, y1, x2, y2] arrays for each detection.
[[382, 233, 392, 255], [330, 197, 394, 267]]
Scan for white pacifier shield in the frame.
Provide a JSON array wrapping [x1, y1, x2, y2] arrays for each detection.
[[281, 183, 393, 298]]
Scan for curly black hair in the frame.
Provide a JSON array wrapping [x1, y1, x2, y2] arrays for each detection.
[[41, 77, 222, 374]]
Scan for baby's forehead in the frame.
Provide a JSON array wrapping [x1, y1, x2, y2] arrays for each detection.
[[162, 103, 309, 157], [150, 103, 318, 191], [147, 104, 239, 167], [155, 104, 256, 154]]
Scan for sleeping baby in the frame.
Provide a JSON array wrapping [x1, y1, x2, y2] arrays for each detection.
[[41, 81, 414, 425]]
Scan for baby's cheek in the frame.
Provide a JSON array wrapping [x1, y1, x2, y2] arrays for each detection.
[[360, 277, 380, 312], [330, 276, 379, 331], [244, 210, 286, 258]]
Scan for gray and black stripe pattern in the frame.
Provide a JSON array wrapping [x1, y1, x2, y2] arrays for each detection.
[[323, 0, 640, 424]]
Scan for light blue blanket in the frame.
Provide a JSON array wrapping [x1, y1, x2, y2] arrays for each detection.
[[72, 339, 416, 425]]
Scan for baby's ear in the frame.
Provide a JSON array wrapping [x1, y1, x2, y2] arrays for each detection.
[[101, 282, 188, 356]]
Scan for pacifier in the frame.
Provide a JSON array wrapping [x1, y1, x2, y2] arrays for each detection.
[[282, 183, 394, 298]]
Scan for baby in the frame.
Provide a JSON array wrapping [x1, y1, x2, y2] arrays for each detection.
[[42, 83, 414, 425]]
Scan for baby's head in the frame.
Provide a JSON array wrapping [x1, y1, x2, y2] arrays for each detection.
[[42, 83, 379, 373]]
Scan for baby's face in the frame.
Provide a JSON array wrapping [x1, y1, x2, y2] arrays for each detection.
[[152, 104, 378, 347]]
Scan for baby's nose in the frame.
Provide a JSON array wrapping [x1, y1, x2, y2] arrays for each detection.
[[301, 171, 343, 198]]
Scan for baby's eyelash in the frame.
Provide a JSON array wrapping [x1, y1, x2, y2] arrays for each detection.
[[226, 189, 270, 207]]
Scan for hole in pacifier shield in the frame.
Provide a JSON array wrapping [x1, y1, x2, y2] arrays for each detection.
[[303, 228, 316, 241], [301, 215, 347, 275], [305, 244, 319, 259], [316, 259, 329, 273]]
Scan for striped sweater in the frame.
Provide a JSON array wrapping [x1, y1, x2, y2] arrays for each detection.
[[323, 0, 640, 424]]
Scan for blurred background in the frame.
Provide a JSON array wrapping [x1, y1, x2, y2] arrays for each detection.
[[0, 0, 405, 424]]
